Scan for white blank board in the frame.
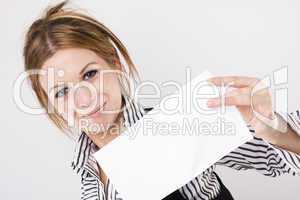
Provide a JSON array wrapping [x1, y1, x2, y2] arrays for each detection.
[[94, 71, 252, 200]]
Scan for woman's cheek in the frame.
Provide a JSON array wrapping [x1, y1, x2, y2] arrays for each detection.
[[92, 73, 103, 91], [60, 98, 78, 126]]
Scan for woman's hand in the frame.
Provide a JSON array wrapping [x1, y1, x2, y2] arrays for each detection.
[[206, 75, 300, 154], [206, 76, 278, 144]]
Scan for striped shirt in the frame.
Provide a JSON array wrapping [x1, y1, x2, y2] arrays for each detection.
[[71, 95, 300, 200]]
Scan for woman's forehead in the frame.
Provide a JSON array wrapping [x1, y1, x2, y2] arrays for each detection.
[[41, 48, 104, 71], [39, 48, 109, 87]]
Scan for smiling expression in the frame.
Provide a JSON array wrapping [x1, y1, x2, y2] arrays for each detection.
[[39, 48, 124, 134]]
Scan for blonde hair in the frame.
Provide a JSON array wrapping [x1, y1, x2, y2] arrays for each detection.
[[23, 0, 140, 133]]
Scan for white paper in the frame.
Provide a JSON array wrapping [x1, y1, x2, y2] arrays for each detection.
[[94, 71, 252, 200]]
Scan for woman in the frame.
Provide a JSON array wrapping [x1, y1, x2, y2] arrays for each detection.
[[23, 1, 300, 199]]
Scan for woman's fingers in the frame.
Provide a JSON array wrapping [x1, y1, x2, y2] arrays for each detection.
[[207, 87, 251, 107], [207, 76, 259, 88], [224, 87, 249, 97], [207, 95, 251, 107]]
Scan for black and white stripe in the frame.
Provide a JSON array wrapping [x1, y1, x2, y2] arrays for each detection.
[[71, 96, 300, 200]]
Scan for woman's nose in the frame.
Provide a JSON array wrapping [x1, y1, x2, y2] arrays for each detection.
[[74, 86, 94, 109], [73, 86, 107, 112]]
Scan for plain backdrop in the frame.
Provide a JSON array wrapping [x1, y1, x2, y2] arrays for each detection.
[[1, 0, 300, 199]]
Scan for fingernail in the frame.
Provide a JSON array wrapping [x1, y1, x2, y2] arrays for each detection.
[[207, 99, 217, 107]]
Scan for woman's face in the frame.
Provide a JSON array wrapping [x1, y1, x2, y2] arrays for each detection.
[[39, 48, 123, 134]]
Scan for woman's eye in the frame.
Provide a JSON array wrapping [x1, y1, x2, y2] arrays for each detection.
[[55, 87, 69, 98], [83, 69, 98, 81]]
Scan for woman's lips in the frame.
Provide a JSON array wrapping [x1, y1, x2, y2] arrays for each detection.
[[88, 102, 107, 118]]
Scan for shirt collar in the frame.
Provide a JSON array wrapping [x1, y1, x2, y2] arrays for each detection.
[[71, 95, 149, 176]]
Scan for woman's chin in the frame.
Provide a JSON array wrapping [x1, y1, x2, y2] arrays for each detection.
[[81, 115, 114, 134]]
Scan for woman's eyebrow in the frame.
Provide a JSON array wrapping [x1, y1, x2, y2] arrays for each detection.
[[79, 61, 98, 76], [50, 61, 98, 91]]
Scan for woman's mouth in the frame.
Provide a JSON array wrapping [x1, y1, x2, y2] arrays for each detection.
[[87, 102, 107, 118]]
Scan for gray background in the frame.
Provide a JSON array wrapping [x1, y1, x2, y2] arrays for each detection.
[[1, 0, 299, 199]]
